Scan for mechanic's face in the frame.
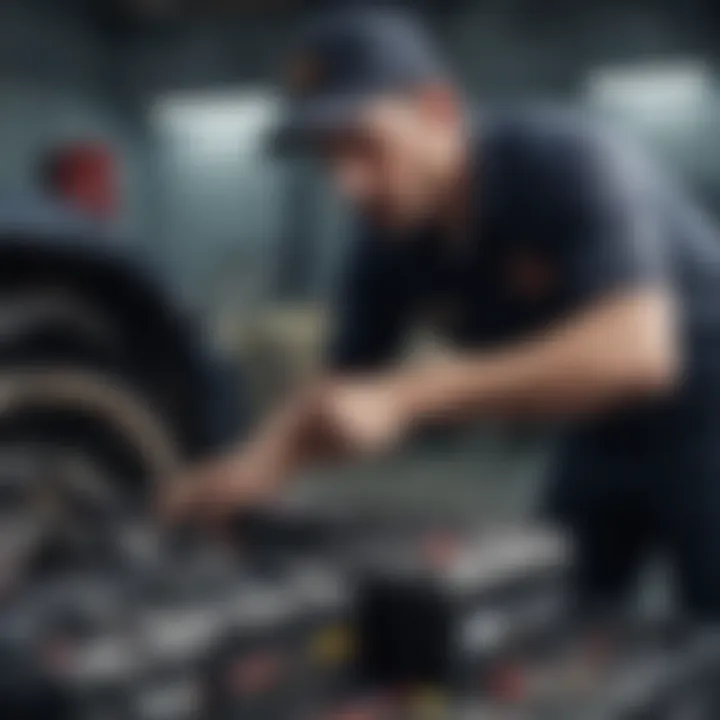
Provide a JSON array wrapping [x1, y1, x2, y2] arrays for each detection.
[[317, 88, 465, 232]]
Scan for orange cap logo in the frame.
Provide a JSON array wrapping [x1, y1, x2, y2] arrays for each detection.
[[287, 52, 323, 96]]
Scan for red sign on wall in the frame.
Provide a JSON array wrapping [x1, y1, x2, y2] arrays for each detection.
[[43, 143, 119, 221]]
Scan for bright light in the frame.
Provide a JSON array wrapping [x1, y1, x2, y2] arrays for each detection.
[[585, 61, 711, 128], [152, 90, 280, 156]]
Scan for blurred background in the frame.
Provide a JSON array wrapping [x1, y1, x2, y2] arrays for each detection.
[[0, 1, 719, 717], [2, 0, 719, 517]]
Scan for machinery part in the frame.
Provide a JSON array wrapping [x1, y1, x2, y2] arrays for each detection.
[[0, 368, 183, 588], [0, 229, 246, 459], [0, 645, 78, 720], [0, 289, 122, 359], [0, 369, 181, 481]]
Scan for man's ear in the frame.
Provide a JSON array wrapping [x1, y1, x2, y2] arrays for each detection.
[[417, 84, 461, 124]]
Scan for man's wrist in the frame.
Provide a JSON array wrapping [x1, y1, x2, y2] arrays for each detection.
[[388, 363, 441, 426], [390, 358, 477, 426]]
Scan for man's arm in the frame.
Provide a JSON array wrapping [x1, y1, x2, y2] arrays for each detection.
[[223, 285, 678, 493], [395, 288, 679, 425]]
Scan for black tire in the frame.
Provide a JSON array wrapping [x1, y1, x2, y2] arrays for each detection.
[[0, 246, 241, 459], [0, 368, 182, 493]]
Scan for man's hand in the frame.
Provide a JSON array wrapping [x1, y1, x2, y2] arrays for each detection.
[[161, 375, 414, 525], [159, 449, 283, 526], [314, 375, 413, 456]]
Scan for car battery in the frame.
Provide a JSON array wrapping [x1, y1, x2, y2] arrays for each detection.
[[215, 506, 483, 718], [227, 509, 572, 705], [349, 525, 572, 695]]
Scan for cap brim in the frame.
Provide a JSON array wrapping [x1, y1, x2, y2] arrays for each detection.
[[267, 94, 370, 157]]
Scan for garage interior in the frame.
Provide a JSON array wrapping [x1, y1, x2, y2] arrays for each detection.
[[1, 0, 720, 717]]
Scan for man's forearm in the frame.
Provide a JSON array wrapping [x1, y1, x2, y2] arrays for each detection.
[[399, 291, 679, 424]]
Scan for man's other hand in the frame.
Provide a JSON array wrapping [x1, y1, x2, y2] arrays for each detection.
[[159, 374, 414, 525], [159, 450, 282, 526]]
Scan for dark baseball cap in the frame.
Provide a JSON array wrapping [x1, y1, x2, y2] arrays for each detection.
[[270, 6, 449, 154]]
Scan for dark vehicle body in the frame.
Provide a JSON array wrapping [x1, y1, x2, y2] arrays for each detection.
[[0, 194, 245, 490]]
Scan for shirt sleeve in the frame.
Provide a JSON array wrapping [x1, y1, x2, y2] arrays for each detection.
[[326, 227, 411, 372], [544, 126, 672, 305]]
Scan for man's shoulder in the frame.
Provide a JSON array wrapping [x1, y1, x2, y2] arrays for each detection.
[[480, 103, 662, 204], [496, 107, 664, 187], [482, 103, 612, 157]]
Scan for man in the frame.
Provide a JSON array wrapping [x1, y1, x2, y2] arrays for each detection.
[[168, 7, 720, 620]]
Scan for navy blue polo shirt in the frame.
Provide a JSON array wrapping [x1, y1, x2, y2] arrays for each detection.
[[327, 108, 720, 479]]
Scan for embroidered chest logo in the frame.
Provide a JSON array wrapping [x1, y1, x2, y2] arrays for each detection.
[[505, 249, 558, 302]]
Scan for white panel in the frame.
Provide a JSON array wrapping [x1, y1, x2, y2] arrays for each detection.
[[585, 61, 711, 135], [151, 90, 284, 310]]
